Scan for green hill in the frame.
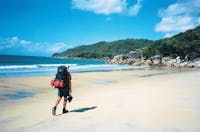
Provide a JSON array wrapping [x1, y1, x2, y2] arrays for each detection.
[[53, 39, 154, 59], [143, 26, 200, 60], [53, 26, 200, 60]]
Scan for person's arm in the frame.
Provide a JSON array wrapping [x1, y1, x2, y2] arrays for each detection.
[[69, 79, 72, 93], [68, 73, 72, 95]]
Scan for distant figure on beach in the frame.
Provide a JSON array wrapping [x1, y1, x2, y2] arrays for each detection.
[[51, 65, 72, 116]]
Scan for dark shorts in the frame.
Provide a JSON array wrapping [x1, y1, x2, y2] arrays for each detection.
[[57, 88, 69, 97]]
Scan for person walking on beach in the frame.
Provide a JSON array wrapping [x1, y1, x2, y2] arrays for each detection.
[[51, 65, 72, 116]]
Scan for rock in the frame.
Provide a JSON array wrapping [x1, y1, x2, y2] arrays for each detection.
[[185, 63, 195, 68], [124, 58, 136, 65], [144, 59, 152, 67], [113, 54, 128, 61], [191, 59, 200, 68], [184, 55, 191, 61], [162, 57, 172, 64], [133, 60, 143, 66], [108, 52, 199, 69], [176, 56, 181, 63], [178, 62, 187, 68], [173, 63, 181, 68], [110, 54, 128, 64], [168, 59, 177, 64], [127, 49, 143, 60], [151, 55, 161, 60], [153, 59, 161, 65], [151, 55, 162, 65], [165, 63, 173, 68], [109, 49, 143, 65]]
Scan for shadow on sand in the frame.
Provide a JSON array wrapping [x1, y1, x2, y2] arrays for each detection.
[[70, 106, 97, 113], [55, 106, 97, 116]]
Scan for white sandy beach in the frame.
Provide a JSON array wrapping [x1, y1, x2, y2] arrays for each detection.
[[0, 69, 200, 132]]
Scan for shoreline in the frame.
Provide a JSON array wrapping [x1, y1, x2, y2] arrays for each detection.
[[0, 66, 197, 79], [1, 69, 200, 131], [0, 68, 198, 101]]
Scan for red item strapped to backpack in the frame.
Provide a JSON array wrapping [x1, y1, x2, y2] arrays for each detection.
[[50, 79, 65, 88]]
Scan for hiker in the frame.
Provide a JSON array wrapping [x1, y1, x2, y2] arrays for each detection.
[[51, 65, 72, 116]]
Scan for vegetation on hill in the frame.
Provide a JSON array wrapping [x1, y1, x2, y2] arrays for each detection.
[[143, 26, 200, 60], [53, 39, 153, 59], [53, 26, 200, 61]]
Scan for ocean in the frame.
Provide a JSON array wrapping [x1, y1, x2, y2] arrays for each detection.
[[0, 55, 143, 77]]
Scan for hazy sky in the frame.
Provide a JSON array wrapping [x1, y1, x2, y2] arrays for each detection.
[[0, 0, 200, 56]]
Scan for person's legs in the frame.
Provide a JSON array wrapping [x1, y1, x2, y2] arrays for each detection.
[[52, 96, 62, 116], [63, 97, 67, 109], [63, 97, 68, 113], [55, 96, 62, 107]]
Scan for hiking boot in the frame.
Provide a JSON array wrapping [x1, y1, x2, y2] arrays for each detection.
[[52, 106, 56, 116], [63, 108, 69, 114], [68, 96, 73, 103]]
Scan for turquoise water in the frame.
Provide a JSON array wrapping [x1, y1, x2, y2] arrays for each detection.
[[1, 91, 34, 100], [0, 55, 143, 77]]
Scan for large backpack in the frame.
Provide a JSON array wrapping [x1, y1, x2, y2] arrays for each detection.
[[51, 66, 69, 88]]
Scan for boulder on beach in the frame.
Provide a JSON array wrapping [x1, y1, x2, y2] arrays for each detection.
[[144, 59, 152, 67], [127, 49, 143, 60], [108, 50, 200, 69], [109, 54, 128, 64]]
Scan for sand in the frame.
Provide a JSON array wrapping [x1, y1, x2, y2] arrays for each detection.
[[0, 68, 200, 132]]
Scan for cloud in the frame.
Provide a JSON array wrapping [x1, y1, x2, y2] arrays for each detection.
[[48, 43, 69, 53], [20, 40, 31, 45], [0, 36, 70, 56], [155, 0, 200, 38], [10, 36, 19, 44], [128, 0, 142, 16], [71, 0, 143, 16]]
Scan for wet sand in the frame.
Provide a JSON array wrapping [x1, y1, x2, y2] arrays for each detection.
[[0, 69, 200, 132]]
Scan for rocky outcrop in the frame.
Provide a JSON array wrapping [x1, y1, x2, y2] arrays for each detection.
[[127, 49, 143, 59], [108, 50, 144, 66], [108, 50, 200, 68], [110, 54, 128, 64]]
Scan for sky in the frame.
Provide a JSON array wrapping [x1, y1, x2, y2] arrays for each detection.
[[0, 0, 200, 56]]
